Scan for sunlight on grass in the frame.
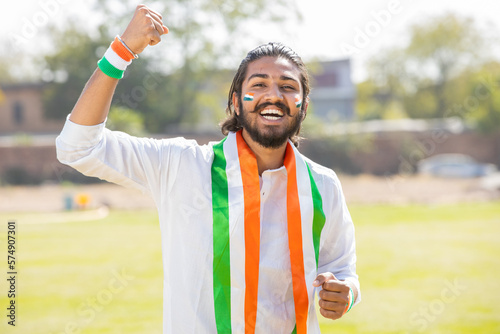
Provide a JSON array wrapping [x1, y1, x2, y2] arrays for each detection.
[[0, 203, 499, 333], [321, 202, 500, 333]]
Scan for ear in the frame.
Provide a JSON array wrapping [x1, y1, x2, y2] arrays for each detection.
[[232, 92, 240, 116]]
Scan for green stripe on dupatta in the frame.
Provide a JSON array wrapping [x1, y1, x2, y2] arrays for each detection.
[[211, 138, 232, 333], [306, 163, 326, 269]]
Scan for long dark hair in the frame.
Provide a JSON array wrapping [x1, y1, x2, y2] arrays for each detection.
[[220, 42, 310, 147]]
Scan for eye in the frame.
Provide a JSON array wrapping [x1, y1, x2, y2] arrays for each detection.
[[252, 83, 265, 88], [282, 85, 297, 91]]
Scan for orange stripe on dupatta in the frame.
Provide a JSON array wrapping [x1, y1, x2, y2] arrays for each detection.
[[284, 142, 309, 334], [235, 131, 261, 333]]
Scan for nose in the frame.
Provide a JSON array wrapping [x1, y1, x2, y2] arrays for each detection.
[[264, 83, 284, 102]]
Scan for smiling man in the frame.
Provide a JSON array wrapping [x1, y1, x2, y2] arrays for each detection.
[[56, 4, 360, 334]]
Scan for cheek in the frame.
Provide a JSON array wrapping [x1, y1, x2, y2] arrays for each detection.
[[293, 94, 302, 109], [242, 98, 258, 112]]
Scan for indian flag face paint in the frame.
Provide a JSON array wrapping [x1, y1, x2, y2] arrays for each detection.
[[295, 96, 302, 109], [243, 93, 254, 101]]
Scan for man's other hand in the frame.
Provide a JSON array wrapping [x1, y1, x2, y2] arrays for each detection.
[[313, 272, 351, 320]]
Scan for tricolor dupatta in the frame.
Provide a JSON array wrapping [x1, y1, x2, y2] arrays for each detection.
[[211, 131, 326, 334]]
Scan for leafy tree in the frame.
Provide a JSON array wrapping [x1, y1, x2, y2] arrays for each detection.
[[356, 80, 387, 120], [405, 13, 487, 117], [358, 13, 496, 120], [42, 25, 110, 119], [41, 24, 172, 132], [0, 40, 35, 84], [459, 61, 500, 133], [107, 106, 146, 136], [0, 62, 12, 84], [41, 0, 300, 132], [93, 0, 300, 128]]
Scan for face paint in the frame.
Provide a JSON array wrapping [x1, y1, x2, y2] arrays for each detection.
[[295, 96, 302, 109], [243, 93, 254, 101]]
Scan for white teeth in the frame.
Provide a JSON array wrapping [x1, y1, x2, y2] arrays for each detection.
[[260, 109, 284, 117], [262, 115, 281, 121]]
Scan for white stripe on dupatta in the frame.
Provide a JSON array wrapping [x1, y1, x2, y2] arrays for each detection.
[[224, 132, 246, 332], [291, 142, 321, 333]]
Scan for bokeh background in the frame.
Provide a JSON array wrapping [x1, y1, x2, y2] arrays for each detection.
[[1, 0, 499, 333]]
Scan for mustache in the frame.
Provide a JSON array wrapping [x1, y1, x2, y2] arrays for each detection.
[[251, 102, 291, 116]]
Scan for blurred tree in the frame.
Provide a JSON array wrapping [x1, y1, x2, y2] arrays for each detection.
[[357, 48, 410, 120], [461, 61, 500, 133], [356, 80, 386, 120], [405, 13, 487, 118], [0, 62, 11, 84], [42, 25, 110, 120], [42, 24, 175, 129], [41, 0, 299, 132], [94, 0, 299, 129], [358, 13, 494, 120], [0, 40, 30, 84], [107, 105, 146, 136]]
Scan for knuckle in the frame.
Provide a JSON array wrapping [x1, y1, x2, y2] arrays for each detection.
[[324, 281, 334, 290], [137, 6, 149, 15], [326, 278, 337, 285], [320, 308, 327, 317]]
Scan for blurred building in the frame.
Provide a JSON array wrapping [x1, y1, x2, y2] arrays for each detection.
[[309, 59, 356, 121], [0, 83, 64, 134]]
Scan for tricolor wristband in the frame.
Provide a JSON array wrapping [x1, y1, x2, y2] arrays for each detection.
[[97, 36, 135, 79], [98, 56, 125, 79], [343, 287, 354, 315]]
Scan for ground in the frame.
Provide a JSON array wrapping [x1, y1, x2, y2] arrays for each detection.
[[0, 176, 499, 333]]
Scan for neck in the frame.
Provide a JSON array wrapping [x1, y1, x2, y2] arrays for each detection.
[[241, 130, 287, 175]]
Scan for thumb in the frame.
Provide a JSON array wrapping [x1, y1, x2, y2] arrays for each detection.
[[313, 272, 337, 287], [162, 25, 169, 34]]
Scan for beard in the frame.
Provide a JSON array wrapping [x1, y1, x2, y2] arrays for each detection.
[[237, 97, 303, 149]]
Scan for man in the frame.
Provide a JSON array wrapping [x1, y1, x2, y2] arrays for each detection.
[[56, 4, 360, 333]]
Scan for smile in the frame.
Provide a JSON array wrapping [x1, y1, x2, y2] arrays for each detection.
[[260, 109, 284, 121]]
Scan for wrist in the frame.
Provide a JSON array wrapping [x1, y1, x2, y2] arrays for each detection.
[[97, 36, 136, 79], [116, 35, 139, 60], [342, 287, 354, 315]]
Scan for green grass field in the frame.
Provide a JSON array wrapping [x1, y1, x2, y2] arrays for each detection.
[[1, 202, 499, 333]]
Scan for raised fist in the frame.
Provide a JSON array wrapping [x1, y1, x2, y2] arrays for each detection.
[[120, 4, 169, 55]]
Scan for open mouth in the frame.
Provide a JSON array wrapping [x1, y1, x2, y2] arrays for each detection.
[[260, 109, 284, 121]]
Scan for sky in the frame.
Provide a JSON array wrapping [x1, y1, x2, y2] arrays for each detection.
[[1, 0, 499, 82]]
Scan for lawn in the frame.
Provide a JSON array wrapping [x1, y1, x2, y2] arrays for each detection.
[[0, 202, 499, 333]]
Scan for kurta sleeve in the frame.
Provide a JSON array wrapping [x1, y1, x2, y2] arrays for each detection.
[[56, 116, 165, 197], [317, 171, 361, 306]]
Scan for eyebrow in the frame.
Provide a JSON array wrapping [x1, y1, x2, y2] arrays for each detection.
[[247, 73, 300, 84]]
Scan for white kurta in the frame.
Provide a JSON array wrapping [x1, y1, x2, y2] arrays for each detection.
[[56, 118, 360, 333]]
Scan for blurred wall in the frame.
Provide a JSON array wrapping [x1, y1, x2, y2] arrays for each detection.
[[0, 83, 64, 134], [1, 131, 499, 185]]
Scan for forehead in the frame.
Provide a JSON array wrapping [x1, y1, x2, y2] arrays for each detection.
[[244, 56, 301, 82]]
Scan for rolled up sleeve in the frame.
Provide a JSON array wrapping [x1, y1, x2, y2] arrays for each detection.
[[56, 116, 162, 195], [317, 174, 361, 306]]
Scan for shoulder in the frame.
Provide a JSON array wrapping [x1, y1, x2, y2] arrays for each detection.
[[106, 131, 221, 164], [300, 155, 349, 214], [302, 155, 343, 191], [155, 135, 221, 163]]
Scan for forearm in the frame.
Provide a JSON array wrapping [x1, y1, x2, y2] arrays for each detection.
[[69, 68, 119, 126], [68, 4, 168, 126]]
